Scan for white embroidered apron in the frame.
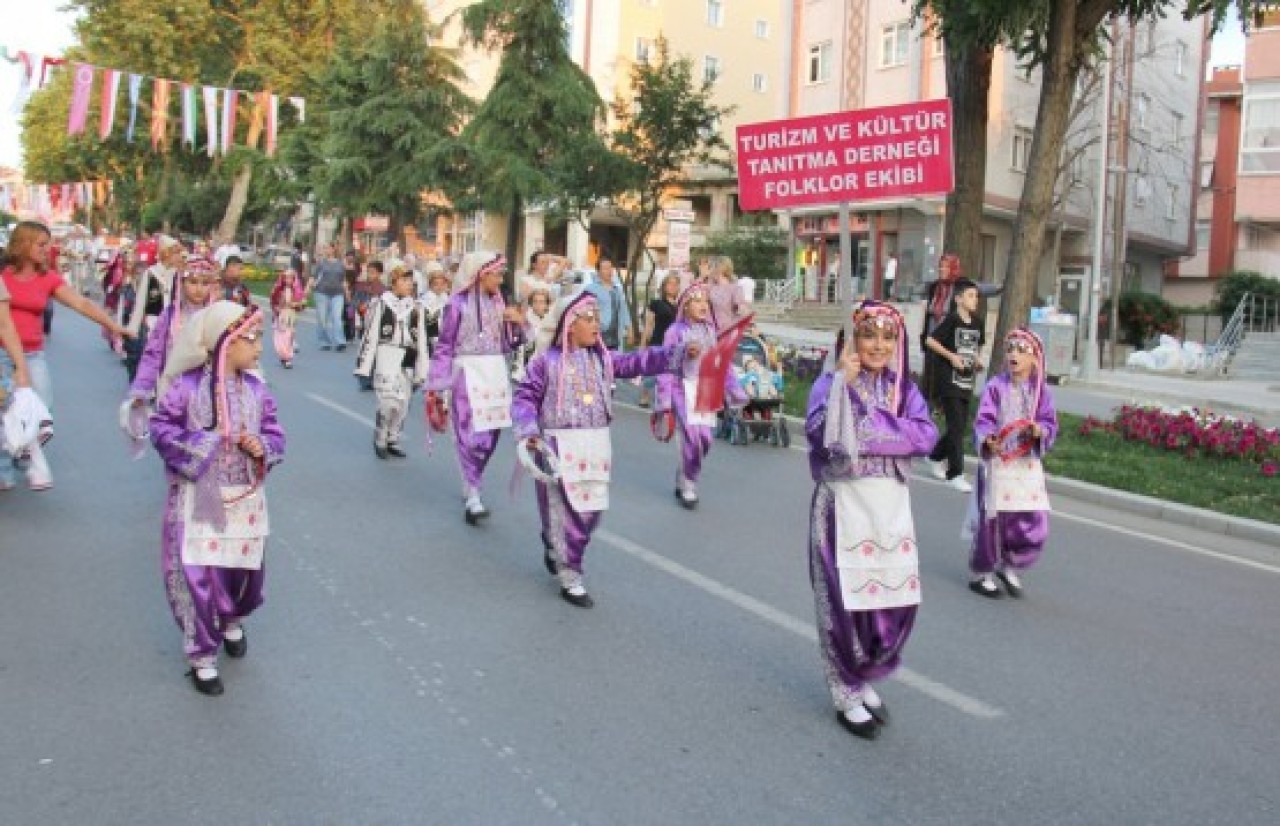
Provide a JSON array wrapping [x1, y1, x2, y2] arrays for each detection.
[[989, 457, 1051, 512], [549, 427, 612, 513], [831, 477, 921, 610], [181, 484, 269, 569], [374, 344, 411, 399], [683, 378, 717, 427], [458, 354, 512, 431]]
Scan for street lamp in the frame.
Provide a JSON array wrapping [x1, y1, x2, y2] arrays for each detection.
[[1082, 47, 1115, 382]]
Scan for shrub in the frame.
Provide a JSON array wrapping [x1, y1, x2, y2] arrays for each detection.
[[1101, 292, 1181, 347], [1215, 270, 1280, 322]]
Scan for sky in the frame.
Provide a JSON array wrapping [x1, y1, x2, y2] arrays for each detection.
[[0, 2, 1254, 174]]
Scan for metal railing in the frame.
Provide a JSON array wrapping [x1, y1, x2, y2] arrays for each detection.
[[763, 274, 802, 311], [1205, 292, 1279, 375]]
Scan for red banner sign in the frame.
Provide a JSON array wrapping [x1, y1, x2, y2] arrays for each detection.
[[735, 99, 954, 211]]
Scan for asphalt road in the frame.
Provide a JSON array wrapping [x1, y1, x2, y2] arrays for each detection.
[[2, 313, 1278, 825]]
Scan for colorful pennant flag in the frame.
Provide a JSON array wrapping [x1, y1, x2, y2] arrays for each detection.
[[266, 93, 279, 157], [11, 51, 35, 114], [288, 95, 305, 124], [66, 63, 94, 136], [181, 83, 197, 148], [202, 86, 220, 157], [126, 73, 142, 142], [99, 68, 121, 139], [151, 78, 171, 150], [221, 88, 237, 154]]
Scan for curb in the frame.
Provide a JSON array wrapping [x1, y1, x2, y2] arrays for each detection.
[[1072, 378, 1280, 425], [772, 411, 1280, 545]]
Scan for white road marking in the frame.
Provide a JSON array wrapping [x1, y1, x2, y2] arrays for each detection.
[[596, 528, 1005, 720], [611, 397, 1278, 573], [309, 390, 1004, 719]]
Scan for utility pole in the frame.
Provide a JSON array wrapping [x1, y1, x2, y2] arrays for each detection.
[[1082, 42, 1115, 382], [1108, 21, 1135, 370]]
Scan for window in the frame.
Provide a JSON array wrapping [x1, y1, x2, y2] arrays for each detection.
[[880, 21, 910, 68], [1205, 100, 1220, 136], [1200, 160, 1214, 188], [1069, 150, 1088, 187], [1166, 183, 1179, 221], [752, 73, 767, 93], [699, 114, 721, 141], [1136, 93, 1150, 130], [635, 37, 653, 63], [1175, 40, 1188, 77], [1195, 220, 1211, 253], [1012, 127, 1033, 172], [932, 36, 945, 59], [1134, 175, 1151, 207], [704, 55, 721, 84], [1172, 112, 1184, 149], [706, 0, 723, 27], [1241, 95, 1280, 172], [808, 42, 832, 84], [755, 19, 769, 39]]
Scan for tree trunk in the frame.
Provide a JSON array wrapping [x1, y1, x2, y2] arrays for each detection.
[[504, 194, 522, 298], [943, 40, 993, 282], [995, 0, 1092, 352], [216, 164, 253, 245]]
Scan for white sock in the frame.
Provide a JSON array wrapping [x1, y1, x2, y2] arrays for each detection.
[[1002, 569, 1022, 586], [862, 685, 883, 709], [195, 667, 218, 680], [224, 627, 244, 642], [844, 704, 873, 724]]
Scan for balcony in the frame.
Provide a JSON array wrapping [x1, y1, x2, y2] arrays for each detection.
[[1233, 249, 1280, 276]]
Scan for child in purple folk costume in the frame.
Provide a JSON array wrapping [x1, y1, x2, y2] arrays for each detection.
[[513, 291, 681, 608], [967, 327, 1058, 599], [805, 301, 937, 741], [150, 302, 286, 696], [426, 251, 527, 524], [655, 282, 746, 509]]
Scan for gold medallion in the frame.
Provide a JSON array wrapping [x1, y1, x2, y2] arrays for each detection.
[[581, 393, 594, 405]]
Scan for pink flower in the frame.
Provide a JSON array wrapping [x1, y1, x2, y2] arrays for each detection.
[[1262, 462, 1277, 478]]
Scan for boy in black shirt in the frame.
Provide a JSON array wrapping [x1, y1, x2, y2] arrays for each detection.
[[925, 278, 984, 492]]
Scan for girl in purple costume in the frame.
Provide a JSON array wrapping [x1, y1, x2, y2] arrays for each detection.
[[805, 301, 937, 740], [426, 252, 527, 524], [655, 282, 746, 508], [124, 257, 218, 405], [513, 291, 679, 608], [150, 302, 286, 696], [967, 327, 1059, 599]]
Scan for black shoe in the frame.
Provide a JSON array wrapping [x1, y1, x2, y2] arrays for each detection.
[[188, 669, 224, 696], [968, 578, 1002, 599], [282, 360, 293, 369], [996, 570, 1024, 598], [464, 501, 489, 526], [336, 344, 347, 353], [386, 444, 407, 458], [560, 587, 594, 609], [835, 710, 878, 741], [223, 633, 247, 659], [863, 700, 890, 726], [320, 345, 333, 351], [374, 445, 391, 460]]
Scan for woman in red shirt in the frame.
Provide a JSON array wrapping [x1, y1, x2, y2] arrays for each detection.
[[2, 221, 130, 491]]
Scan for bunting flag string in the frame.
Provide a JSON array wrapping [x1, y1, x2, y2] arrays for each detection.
[[0, 180, 114, 219], [3, 50, 305, 155]]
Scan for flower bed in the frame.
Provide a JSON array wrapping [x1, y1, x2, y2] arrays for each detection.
[[1079, 405, 1279, 477]]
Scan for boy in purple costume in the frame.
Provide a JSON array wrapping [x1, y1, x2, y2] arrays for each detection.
[[426, 252, 527, 524], [967, 327, 1059, 599], [513, 291, 680, 608], [655, 282, 747, 509], [805, 301, 937, 740], [150, 302, 286, 696]]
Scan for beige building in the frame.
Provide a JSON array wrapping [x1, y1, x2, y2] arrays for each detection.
[[424, 0, 790, 270], [787, 0, 1207, 325]]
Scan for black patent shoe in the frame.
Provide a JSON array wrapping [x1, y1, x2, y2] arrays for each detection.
[[374, 445, 391, 460], [968, 577, 1002, 599], [188, 669, 224, 696], [835, 710, 879, 741], [560, 587, 595, 609], [223, 633, 247, 659], [996, 570, 1024, 598], [864, 700, 890, 726], [386, 444, 407, 458]]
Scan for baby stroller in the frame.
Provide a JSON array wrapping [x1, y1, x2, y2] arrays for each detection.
[[719, 333, 790, 448]]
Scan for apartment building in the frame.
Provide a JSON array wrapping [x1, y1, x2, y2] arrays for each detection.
[[424, 0, 790, 268], [1175, 12, 1280, 305], [787, 1, 1207, 316]]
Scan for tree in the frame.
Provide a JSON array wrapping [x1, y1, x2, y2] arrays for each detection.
[[990, 0, 1255, 351], [457, 0, 617, 275], [695, 219, 789, 282], [317, 0, 472, 245], [601, 37, 733, 325]]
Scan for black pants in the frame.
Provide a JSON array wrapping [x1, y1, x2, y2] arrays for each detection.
[[929, 394, 970, 479]]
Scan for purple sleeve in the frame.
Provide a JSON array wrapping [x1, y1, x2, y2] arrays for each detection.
[[611, 345, 671, 380], [128, 308, 173, 400], [655, 323, 685, 412], [1035, 384, 1059, 455], [805, 371, 836, 459], [972, 378, 1002, 457], [861, 382, 938, 457], [149, 372, 220, 482], [427, 300, 460, 392], [512, 353, 548, 441], [252, 378, 287, 471]]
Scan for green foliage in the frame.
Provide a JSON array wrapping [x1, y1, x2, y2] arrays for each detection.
[[695, 220, 789, 281], [1214, 270, 1280, 321], [316, 0, 472, 237], [1101, 291, 1181, 347]]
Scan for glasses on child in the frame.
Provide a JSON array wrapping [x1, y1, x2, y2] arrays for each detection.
[[573, 310, 600, 323], [238, 331, 261, 343], [1005, 341, 1035, 354]]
